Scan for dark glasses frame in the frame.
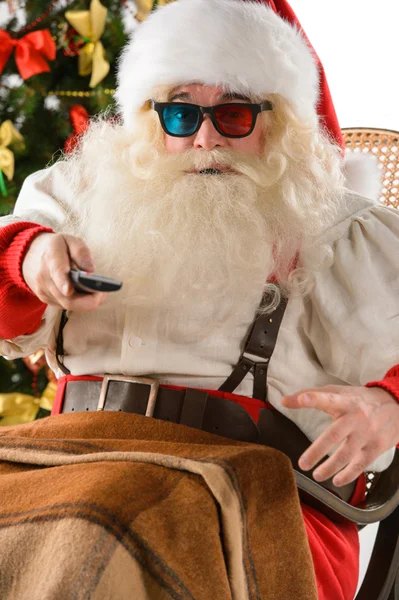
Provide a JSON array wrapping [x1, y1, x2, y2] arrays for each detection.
[[150, 100, 273, 139]]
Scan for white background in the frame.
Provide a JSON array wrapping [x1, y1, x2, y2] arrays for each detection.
[[292, 0, 399, 131]]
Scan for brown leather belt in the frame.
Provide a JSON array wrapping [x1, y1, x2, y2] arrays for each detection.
[[63, 375, 260, 443], [62, 375, 356, 503]]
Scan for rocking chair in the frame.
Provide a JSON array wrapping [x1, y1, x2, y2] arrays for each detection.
[[301, 126, 399, 600]]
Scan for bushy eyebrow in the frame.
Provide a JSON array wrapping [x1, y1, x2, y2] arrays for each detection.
[[169, 92, 191, 101], [220, 92, 252, 102], [168, 91, 253, 102]]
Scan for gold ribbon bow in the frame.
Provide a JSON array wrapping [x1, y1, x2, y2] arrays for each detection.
[[65, 0, 110, 88], [0, 120, 24, 189], [134, 0, 176, 22], [0, 382, 56, 427]]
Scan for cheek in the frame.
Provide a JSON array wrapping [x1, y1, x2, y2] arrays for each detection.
[[164, 134, 192, 153], [228, 121, 265, 154]]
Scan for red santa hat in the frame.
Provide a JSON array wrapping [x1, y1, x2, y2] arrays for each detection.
[[115, 0, 380, 197], [116, 0, 338, 139]]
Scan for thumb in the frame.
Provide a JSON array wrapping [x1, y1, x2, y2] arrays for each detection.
[[64, 234, 95, 272]]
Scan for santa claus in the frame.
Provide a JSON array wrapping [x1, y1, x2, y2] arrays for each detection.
[[0, 1, 398, 599]]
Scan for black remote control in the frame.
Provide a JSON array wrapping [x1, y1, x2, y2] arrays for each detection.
[[70, 269, 123, 294]]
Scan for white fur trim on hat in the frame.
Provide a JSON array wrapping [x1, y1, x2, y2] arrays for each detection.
[[115, 0, 319, 131]]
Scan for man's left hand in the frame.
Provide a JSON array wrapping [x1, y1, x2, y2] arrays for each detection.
[[281, 386, 399, 486]]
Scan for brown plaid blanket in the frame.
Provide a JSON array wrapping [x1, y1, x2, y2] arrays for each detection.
[[0, 412, 317, 600]]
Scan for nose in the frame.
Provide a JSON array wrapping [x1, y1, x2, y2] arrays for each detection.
[[193, 115, 227, 150]]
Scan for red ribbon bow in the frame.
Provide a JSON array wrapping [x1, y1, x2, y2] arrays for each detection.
[[64, 105, 90, 154], [0, 29, 56, 80]]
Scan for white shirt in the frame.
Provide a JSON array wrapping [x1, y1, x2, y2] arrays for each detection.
[[1, 163, 398, 471]]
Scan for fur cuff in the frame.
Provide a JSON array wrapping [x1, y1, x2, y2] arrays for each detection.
[[344, 152, 382, 201]]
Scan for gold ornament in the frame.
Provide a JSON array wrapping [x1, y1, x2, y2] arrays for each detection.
[[0, 120, 24, 181], [134, 0, 176, 22], [65, 0, 110, 88]]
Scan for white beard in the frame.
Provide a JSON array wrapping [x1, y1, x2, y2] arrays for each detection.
[[63, 124, 343, 340]]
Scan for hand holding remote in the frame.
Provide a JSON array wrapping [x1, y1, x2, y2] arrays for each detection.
[[22, 232, 109, 312]]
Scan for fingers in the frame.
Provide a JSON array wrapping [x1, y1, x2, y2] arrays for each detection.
[[34, 272, 68, 305], [299, 414, 395, 487], [34, 268, 106, 312], [284, 387, 365, 486], [311, 436, 362, 484], [316, 429, 393, 487], [331, 454, 375, 487], [64, 234, 95, 272], [299, 432, 367, 488], [46, 234, 95, 297], [64, 291, 106, 313], [298, 417, 355, 472], [282, 389, 350, 419], [44, 236, 74, 297], [303, 442, 375, 487], [294, 395, 369, 486]]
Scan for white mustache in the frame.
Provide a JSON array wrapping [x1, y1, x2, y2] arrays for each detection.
[[127, 145, 278, 186]]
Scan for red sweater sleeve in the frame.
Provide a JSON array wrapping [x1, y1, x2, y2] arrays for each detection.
[[0, 221, 53, 339], [366, 365, 399, 404]]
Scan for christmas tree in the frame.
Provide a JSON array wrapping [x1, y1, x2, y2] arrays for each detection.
[[0, 0, 137, 214], [0, 0, 173, 423]]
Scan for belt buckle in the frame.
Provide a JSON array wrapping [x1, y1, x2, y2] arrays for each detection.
[[97, 374, 160, 416]]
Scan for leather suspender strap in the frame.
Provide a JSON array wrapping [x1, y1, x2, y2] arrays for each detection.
[[56, 310, 71, 375], [218, 295, 287, 401]]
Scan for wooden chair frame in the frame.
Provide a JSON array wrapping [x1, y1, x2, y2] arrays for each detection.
[[296, 450, 399, 599]]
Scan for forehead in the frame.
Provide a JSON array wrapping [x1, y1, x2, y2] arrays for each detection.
[[168, 83, 251, 102]]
